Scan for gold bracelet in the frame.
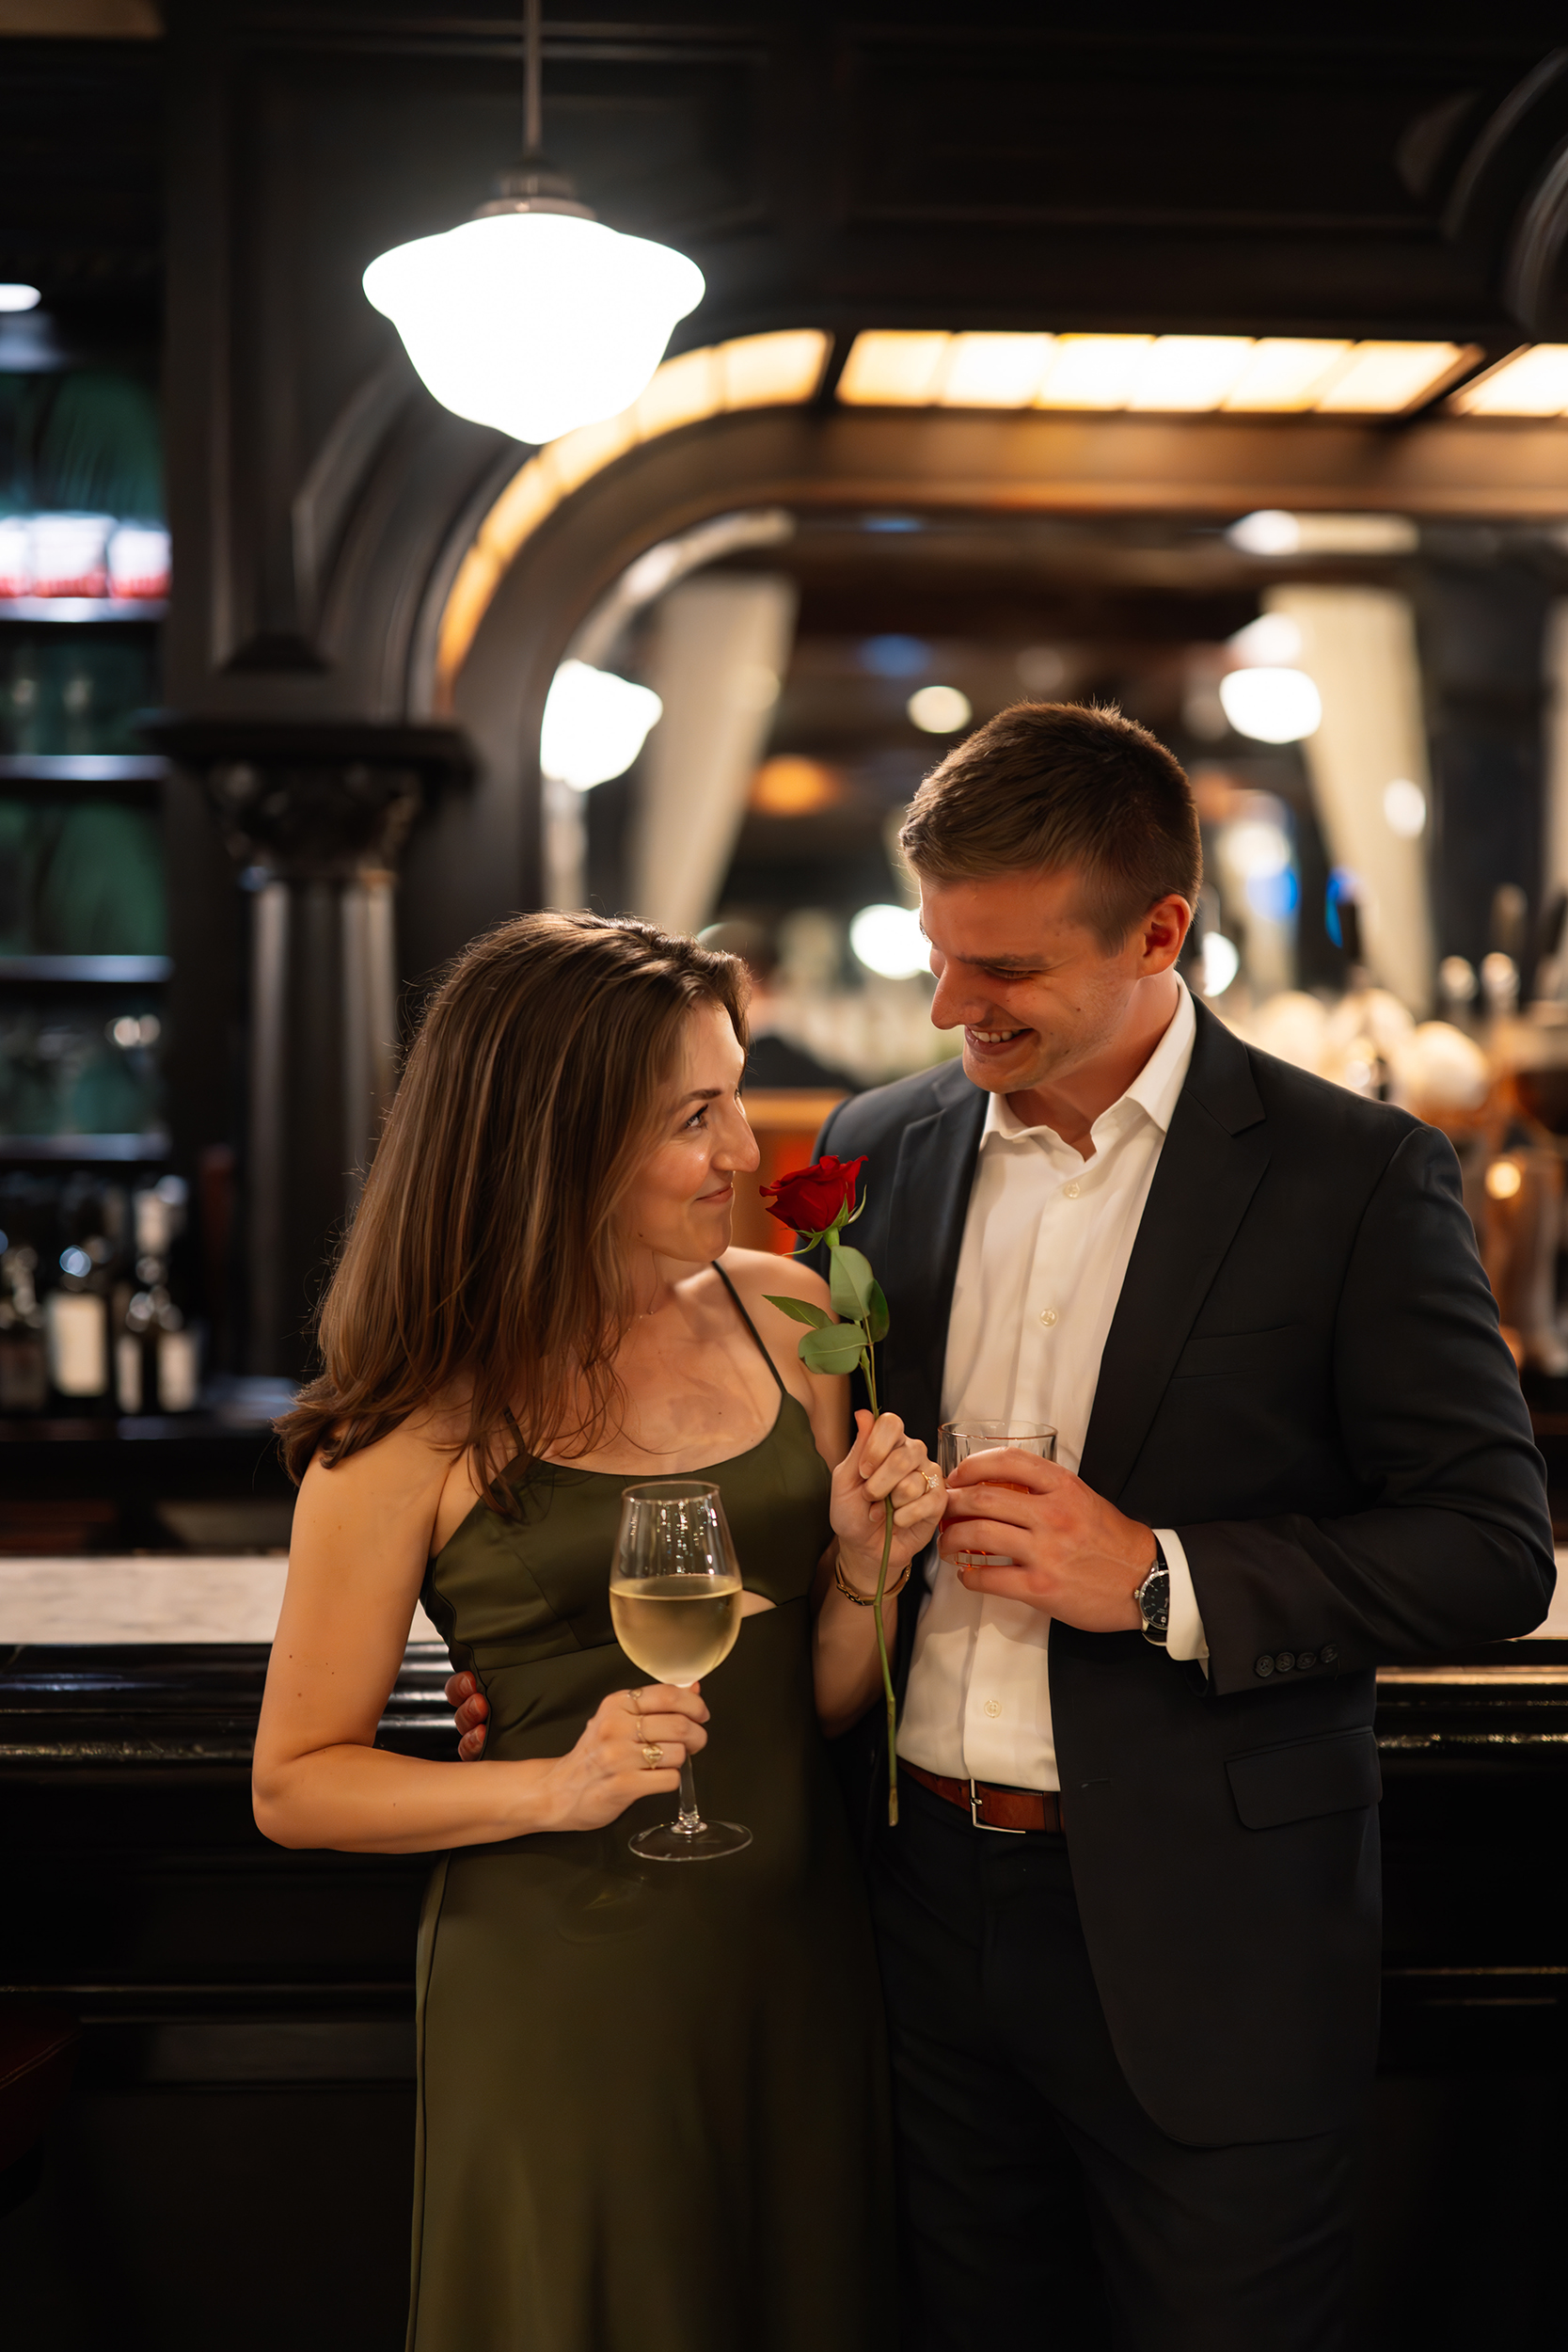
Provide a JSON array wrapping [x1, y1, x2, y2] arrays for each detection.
[[833, 1551, 911, 1607]]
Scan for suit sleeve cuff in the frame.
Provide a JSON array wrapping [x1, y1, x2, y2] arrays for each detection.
[[1158, 1528, 1209, 1669]]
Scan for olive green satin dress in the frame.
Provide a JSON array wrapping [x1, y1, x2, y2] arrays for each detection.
[[409, 1276, 895, 2352]]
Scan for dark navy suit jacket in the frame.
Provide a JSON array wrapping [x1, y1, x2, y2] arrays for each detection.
[[815, 997, 1554, 2146]]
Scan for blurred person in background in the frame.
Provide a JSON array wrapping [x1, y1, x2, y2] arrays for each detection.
[[701, 916, 858, 1095]]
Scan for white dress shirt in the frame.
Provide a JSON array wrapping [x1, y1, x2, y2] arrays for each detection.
[[896, 978, 1208, 1793]]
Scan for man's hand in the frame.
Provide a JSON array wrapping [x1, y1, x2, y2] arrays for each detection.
[[940, 1451, 1154, 1632], [446, 1670, 490, 1759]]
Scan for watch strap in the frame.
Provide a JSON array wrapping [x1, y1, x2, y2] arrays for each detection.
[[1135, 1536, 1170, 1646]]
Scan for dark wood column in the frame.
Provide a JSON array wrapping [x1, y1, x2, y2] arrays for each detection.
[[143, 717, 470, 1377]]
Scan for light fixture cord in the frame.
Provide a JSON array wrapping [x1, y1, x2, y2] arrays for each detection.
[[524, 0, 543, 155]]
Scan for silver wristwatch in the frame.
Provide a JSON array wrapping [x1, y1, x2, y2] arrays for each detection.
[[1134, 1537, 1170, 1646]]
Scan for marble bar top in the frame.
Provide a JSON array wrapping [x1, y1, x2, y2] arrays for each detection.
[[0, 1549, 1565, 1646], [0, 1555, 441, 1645]]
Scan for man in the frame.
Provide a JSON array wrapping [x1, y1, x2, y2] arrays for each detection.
[[451, 702, 1552, 2349], [810, 702, 1552, 2350]]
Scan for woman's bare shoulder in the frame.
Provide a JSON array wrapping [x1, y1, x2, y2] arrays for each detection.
[[297, 1386, 470, 1512], [720, 1245, 832, 1319]]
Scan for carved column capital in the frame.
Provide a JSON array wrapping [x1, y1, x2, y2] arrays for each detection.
[[139, 715, 473, 881]]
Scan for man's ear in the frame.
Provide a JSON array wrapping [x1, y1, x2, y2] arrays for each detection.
[[1139, 894, 1193, 975]]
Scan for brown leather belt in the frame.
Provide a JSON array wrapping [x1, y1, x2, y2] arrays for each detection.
[[903, 1761, 1065, 1836]]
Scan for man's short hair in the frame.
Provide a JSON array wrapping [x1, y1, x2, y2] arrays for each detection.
[[898, 701, 1202, 950]]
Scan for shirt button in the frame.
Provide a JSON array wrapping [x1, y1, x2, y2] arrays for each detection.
[[982, 1697, 1003, 1718], [1321, 1644, 1338, 1664], [1296, 1651, 1317, 1671], [1063, 1181, 1081, 1199], [1255, 1655, 1275, 1677], [1039, 1308, 1058, 1327], [1275, 1651, 1295, 1673]]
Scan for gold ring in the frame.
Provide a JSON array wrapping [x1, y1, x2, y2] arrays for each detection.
[[923, 1468, 939, 1494], [641, 1742, 665, 1769]]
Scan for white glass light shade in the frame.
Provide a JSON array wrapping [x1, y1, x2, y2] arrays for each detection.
[[1218, 667, 1323, 744], [541, 659, 662, 790], [363, 212, 705, 446], [0, 284, 40, 312]]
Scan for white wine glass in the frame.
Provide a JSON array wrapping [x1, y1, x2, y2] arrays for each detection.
[[609, 1479, 752, 1863]]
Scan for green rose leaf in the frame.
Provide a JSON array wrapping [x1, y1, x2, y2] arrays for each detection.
[[829, 1244, 877, 1322], [763, 1293, 832, 1330], [865, 1278, 890, 1346], [799, 1323, 869, 1376]]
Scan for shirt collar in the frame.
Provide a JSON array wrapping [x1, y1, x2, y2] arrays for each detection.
[[980, 976, 1197, 1150]]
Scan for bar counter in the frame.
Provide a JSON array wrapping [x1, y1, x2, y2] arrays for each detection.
[[2, 1588, 1565, 2348]]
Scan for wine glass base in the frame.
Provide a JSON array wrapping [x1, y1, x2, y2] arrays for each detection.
[[630, 1818, 752, 1863]]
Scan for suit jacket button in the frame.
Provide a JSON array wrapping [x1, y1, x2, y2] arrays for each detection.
[[1321, 1644, 1338, 1663], [1255, 1655, 1275, 1677], [1275, 1651, 1295, 1672], [1296, 1651, 1317, 1670]]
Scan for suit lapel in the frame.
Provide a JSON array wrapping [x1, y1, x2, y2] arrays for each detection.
[[880, 1067, 987, 1449], [1077, 1002, 1269, 1505]]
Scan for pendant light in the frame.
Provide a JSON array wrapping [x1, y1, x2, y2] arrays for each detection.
[[363, 0, 705, 446]]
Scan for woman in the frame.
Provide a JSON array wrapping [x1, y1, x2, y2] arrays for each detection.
[[253, 913, 944, 2352]]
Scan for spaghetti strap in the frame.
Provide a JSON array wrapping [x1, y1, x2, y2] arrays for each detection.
[[713, 1261, 786, 1394]]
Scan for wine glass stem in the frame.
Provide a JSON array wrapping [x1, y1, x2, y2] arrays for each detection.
[[675, 1756, 706, 1836]]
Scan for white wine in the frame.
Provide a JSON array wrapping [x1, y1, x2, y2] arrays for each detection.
[[610, 1576, 743, 1684]]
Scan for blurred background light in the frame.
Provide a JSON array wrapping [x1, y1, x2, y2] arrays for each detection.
[[1245, 868, 1300, 920], [861, 633, 929, 677], [850, 901, 928, 978], [1200, 933, 1241, 995], [832, 333, 1483, 417], [907, 683, 972, 734], [540, 658, 663, 789], [1226, 510, 1419, 556], [1128, 336, 1254, 411], [836, 331, 951, 405], [1217, 666, 1323, 742], [1486, 1159, 1524, 1200], [0, 284, 41, 312], [1035, 335, 1153, 409], [1449, 344, 1568, 416], [939, 331, 1056, 405], [1383, 777, 1428, 838], [1222, 340, 1353, 410], [749, 756, 841, 817], [1312, 342, 1470, 414], [1224, 819, 1291, 878], [1227, 612, 1303, 667], [1226, 509, 1302, 556]]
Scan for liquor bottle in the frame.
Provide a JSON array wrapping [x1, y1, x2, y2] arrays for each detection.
[[121, 1175, 199, 1413], [46, 1241, 110, 1402], [0, 1239, 49, 1411]]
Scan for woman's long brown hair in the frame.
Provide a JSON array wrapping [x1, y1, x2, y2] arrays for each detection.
[[276, 912, 748, 1493]]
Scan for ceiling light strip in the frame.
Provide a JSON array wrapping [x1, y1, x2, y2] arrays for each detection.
[[835, 330, 1483, 418]]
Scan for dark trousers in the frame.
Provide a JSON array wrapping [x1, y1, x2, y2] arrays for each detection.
[[868, 1772, 1358, 2352]]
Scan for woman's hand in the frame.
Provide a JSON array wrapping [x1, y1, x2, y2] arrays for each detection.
[[830, 1410, 945, 1595], [531, 1682, 708, 1833]]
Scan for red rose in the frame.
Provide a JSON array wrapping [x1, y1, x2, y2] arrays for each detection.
[[759, 1153, 866, 1234]]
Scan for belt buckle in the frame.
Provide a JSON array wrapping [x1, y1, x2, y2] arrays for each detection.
[[969, 1777, 1025, 1835]]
